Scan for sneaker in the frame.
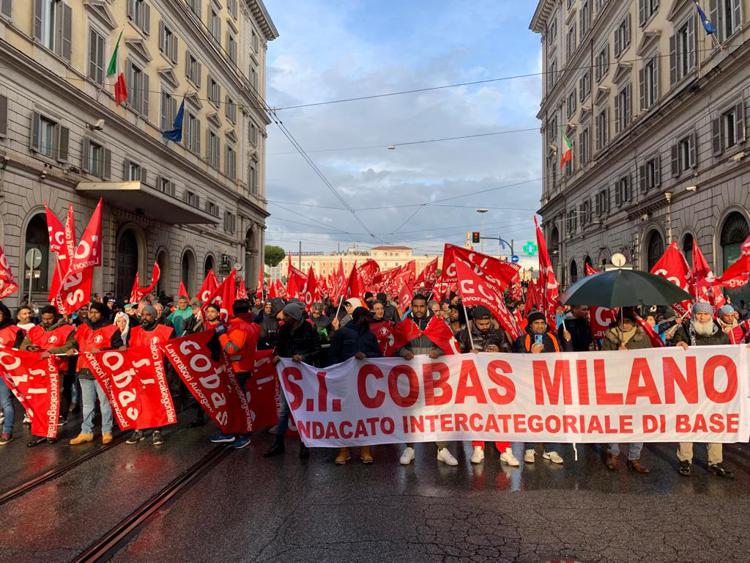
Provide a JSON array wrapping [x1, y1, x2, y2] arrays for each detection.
[[126, 430, 145, 445], [22, 414, 30, 425], [209, 433, 236, 444], [500, 447, 520, 467], [232, 435, 252, 449], [678, 460, 692, 476], [437, 447, 458, 466], [523, 449, 536, 463], [151, 431, 164, 446], [470, 446, 485, 464], [0, 432, 12, 445], [263, 443, 285, 458], [399, 446, 415, 465], [708, 463, 735, 479], [543, 450, 564, 464]]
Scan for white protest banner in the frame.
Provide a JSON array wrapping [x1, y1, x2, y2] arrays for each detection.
[[277, 347, 750, 447]]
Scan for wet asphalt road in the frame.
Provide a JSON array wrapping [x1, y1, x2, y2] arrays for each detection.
[[1, 411, 750, 562]]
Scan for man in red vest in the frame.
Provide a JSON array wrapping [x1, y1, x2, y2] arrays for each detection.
[[0, 302, 23, 445], [212, 299, 260, 449], [70, 302, 122, 446], [127, 304, 174, 446]]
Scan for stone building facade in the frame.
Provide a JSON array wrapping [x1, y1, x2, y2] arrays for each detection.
[[530, 0, 750, 302], [0, 0, 277, 308]]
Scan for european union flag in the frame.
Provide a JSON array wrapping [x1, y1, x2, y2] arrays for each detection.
[[162, 98, 185, 142], [693, 0, 716, 34]]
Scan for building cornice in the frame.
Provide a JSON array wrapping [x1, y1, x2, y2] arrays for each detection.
[[0, 39, 269, 220], [246, 0, 279, 41], [530, 0, 557, 34]]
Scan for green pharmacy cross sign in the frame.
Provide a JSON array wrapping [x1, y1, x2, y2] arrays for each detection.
[[522, 241, 538, 256]]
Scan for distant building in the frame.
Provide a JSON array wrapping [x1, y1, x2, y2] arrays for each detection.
[[530, 0, 750, 301]]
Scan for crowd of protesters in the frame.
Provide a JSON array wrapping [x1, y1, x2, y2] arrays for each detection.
[[0, 284, 749, 481]]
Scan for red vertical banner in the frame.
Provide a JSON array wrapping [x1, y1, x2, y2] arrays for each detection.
[[534, 216, 560, 328], [245, 349, 279, 428]]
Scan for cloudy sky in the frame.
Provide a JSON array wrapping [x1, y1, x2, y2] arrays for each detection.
[[263, 0, 543, 258]]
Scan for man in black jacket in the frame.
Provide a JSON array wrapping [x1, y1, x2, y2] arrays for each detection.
[[329, 307, 381, 464], [264, 302, 321, 459], [558, 305, 594, 351]]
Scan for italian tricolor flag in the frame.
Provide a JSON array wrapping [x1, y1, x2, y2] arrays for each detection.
[[107, 31, 128, 106], [559, 131, 573, 170]]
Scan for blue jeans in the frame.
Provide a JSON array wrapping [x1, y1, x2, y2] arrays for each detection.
[[273, 388, 292, 447], [609, 442, 644, 461], [80, 378, 113, 434], [0, 377, 14, 434]]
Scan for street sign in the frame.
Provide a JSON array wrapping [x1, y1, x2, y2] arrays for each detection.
[[522, 241, 538, 256], [25, 248, 42, 269], [511, 255, 520, 263]]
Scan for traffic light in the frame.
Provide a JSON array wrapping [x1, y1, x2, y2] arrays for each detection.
[[471, 232, 481, 244]]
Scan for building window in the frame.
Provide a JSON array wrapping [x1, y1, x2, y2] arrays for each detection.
[[249, 161, 258, 194], [158, 20, 178, 63], [640, 56, 659, 110], [157, 175, 176, 196], [579, 126, 590, 166], [125, 59, 149, 116], [227, 0, 237, 19], [88, 28, 105, 85], [207, 130, 220, 168], [713, 102, 746, 155], [225, 96, 236, 123], [252, 28, 259, 52], [580, 1, 591, 35], [209, 6, 220, 41], [227, 32, 237, 64], [713, 0, 743, 42], [186, 52, 201, 86], [127, 0, 151, 35], [671, 131, 698, 176], [184, 190, 200, 208], [185, 112, 200, 153], [638, 0, 659, 27], [81, 138, 110, 178], [595, 44, 609, 82], [646, 230, 665, 271], [567, 210, 577, 236], [639, 155, 661, 192], [614, 174, 632, 206], [186, 0, 201, 17], [615, 83, 632, 134], [548, 15, 557, 42], [30, 112, 69, 161], [547, 116, 558, 145], [567, 22, 577, 59], [567, 89, 577, 118], [249, 121, 258, 146], [205, 200, 219, 217], [160, 91, 177, 131], [224, 211, 236, 234], [670, 17, 695, 85], [579, 71, 591, 102], [127, 160, 141, 181], [720, 212, 750, 271], [250, 66, 258, 90], [225, 145, 236, 179], [208, 77, 220, 107], [596, 107, 609, 151], [33, 0, 72, 60], [614, 14, 631, 57], [596, 188, 609, 216]]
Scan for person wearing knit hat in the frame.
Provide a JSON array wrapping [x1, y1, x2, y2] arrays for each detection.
[[282, 302, 305, 322], [671, 301, 734, 478], [512, 309, 573, 466], [717, 304, 748, 344]]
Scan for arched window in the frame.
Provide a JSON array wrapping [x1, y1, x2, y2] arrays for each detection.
[[720, 212, 750, 271], [682, 233, 694, 268], [646, 230, 665, 271], [156, 249, 168, 297], [116, 229, 140, 299], [24, 214, 49, 295], [181, 249, 196, 297], [245, 227, 256, 288], [204, 254, 215, 277], [569, 260, 578, 283]]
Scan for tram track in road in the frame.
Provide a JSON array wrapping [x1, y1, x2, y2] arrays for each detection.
[[0, 433, 130, 507], [71, 444, 232, 562]]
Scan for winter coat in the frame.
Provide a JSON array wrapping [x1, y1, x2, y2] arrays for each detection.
[[328, 322, 381, 365], [671, 321, 731, 347], [456, 324, 510, 353], [602, 326, 652, 350]]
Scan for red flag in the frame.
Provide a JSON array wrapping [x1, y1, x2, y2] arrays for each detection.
[[85, 346, 177, 430], [178, 281, 189, 299], [535, 216, 560, 328], [237, 277, 249, 300], [436, 244, 520, 299], [415, 257, 439, 291], [421, 316, 461, 355], [302, 267, 321, 310], [346, 262, 364, 301], [691, 242, 726, 308], [394, 261, 416, 312], [650, 241, 692, 316], [524, 278, 540, 317], [68, 198, 102, 273], [130, 262, 160, 303], [197, 269, 219, 303], [268, 279, 278, 299], [330, 258, 347, 304], [245, 349, 278, 428], [357, 259, 380, 288], [0, 245, 18, 300], [164, 330, 252, 435], [582, 263, 617, 339], [44, 205, 65, 254], [48, 205, 76, 303], [0, 351, 60, 439], [54, 266, 94, 315], [114, 72, 128, 106], [286, 270, 302, 300], [387, 318, 421, 355], [584, 262, 598, 277], [286, 257, 307, 299], [201, 269, 237, 320], [633, 313, 665, 348], [454, 259, 521, 340], [716, 236, 750, 289]]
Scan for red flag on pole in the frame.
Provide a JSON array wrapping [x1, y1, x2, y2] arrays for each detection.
[[178, 281, 189, 299], [237, 277, 249, 300], [691, 241, 726, 308], [421, 316, 462, 355], [345, 262, 364, 301], [197, 269, 219, 303], [715, 236, 750, 289], [357, 259, 380, 288], [302, 266, 321, 310], [633, 313, 665, 348], [201, 269, 237, 320], [435, 244, 519, 299], [44, 205, 65, 254], [0, 246, 18, 300], [582, 263, 617, 339], [534, 216, 560, 327], [650, 241, 692, 316], [415, 257, 439, 291], [130, 262, 160, 303]]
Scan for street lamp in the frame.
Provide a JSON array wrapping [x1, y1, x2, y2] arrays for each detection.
[[476, 209, 489, 253]]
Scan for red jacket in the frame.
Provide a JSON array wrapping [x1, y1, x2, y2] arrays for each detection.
[[75, 323, 120, 372], [129, 324, 173, 349], [219, 318, 260, 374], [0, 325, 20, 348]]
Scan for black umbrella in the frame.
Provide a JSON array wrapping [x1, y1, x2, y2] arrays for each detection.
[[560, 269, 693, 308]]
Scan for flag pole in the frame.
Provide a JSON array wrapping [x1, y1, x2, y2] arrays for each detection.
[[461, 300, 475, 351]]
